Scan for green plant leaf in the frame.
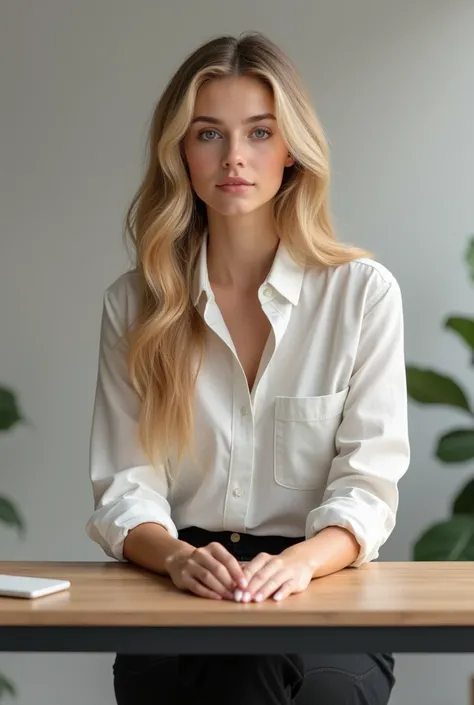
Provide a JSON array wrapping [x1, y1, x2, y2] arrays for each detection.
[[453, 478, 474, 515], [436, 429, 474, 463], [465, 235, 474, 283], [0, 673, 16, 697], [0, 387, 22, 431], [445, 316, 474, 358], [406, 367, 471, 412], [0, 496, 25, 535], [413, 515, 474, 560]]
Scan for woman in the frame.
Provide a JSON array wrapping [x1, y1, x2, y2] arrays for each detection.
[[86, 31, 409, 705]]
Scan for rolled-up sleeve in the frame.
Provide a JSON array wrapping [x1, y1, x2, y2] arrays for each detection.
[[85, 282, 178, 561], [305, 276, 410, 566]]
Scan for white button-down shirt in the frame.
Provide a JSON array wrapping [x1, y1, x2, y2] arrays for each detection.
[[86, 236, 410, 567]]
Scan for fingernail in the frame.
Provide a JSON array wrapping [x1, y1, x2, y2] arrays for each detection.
[[239, 578, 248, 589], [254, 593, 263, 602], [242, 592, 251, 603], [273, 592, 282, 601], [234, 589, 243, 602]]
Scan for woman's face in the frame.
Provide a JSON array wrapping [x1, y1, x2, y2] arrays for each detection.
[[182, 75, 294, 218]]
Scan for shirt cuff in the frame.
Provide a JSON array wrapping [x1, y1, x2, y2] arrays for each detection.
[[85, 499, 179, 562], [305, 495, 392, 567]]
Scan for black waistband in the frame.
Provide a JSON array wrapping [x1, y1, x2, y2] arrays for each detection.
[[178, 526, 306, 562]]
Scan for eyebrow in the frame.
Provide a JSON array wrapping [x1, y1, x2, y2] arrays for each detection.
[[190, 112, 276, 126]]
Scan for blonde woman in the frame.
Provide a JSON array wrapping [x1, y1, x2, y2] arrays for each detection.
[[86, 32, 409, 705]]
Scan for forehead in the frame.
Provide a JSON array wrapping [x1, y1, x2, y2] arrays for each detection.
[[193, 75, 274, 116]]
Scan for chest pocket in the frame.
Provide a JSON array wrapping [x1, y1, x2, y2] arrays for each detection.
[[273, 387, 350, 490]]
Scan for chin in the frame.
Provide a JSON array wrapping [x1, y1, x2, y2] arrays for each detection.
[[207, 197, 266, 218], [218, 205, 257, 217]]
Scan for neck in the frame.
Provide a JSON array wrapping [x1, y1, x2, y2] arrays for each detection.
[[206, 208, 279, 294]]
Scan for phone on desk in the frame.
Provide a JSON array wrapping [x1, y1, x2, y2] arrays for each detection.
[[0, 574, 71, 599]]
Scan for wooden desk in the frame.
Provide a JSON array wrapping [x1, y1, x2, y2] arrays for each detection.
[[0, 561, 473, 653]]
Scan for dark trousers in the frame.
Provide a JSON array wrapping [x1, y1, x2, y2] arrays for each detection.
[[113, 527, 396, 705]]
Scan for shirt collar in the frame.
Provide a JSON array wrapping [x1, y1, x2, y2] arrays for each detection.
[[265, 239, 305, 306], [192, 231, 305, 308], [192, 232, 213, 307]]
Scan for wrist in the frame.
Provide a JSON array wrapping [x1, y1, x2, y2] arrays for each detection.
[[164, 541, 195, 575], [281, 543, 319, 572]]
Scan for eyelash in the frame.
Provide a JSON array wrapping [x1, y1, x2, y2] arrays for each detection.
[[198, 128, 272, 141]]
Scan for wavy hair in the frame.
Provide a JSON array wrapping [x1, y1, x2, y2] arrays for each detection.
[[123, 31, 372, 468]]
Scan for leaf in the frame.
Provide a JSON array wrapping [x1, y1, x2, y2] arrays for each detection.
[[465, 235, 474, 283], [0, 496, 25, 535], [453, 478, 474, 515], [0, 673, 16, 697], [445, 316, 474, 356], [413, 515, 474, 560], [0, 387, 22, 431], [436, 429, 474, 463], [406, 367, 471, 412]]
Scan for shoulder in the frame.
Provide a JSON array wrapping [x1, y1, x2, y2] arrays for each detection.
[[347, 256, 399, 298], [302, 255, 402, 319], [321, 257, 401, 315], [333, 256, 397, 286], [102, 269, 142, 329]]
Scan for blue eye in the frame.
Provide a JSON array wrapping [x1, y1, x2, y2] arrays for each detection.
[[253, 128, 271, 139], [198, 128, 272, 141], [198, 130, 220, 141]]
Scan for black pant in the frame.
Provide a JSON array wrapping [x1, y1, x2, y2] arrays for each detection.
[[113, 527, 396, 705]]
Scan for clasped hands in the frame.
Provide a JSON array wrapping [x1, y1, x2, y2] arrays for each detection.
[[165, 541, 313, 603]]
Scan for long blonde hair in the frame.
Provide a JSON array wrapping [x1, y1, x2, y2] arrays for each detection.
[[123, 31, 371, 468]]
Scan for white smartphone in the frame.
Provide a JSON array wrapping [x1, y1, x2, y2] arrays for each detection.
[[0, 574, 71, 599]]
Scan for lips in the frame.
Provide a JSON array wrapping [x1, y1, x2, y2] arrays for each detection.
[[218, 178, 253, 186]]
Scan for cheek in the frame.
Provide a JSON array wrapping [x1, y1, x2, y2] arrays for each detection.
[[185, 153, 203, 182], [184, 142, 215, 180], [258, 150, 287, 184]]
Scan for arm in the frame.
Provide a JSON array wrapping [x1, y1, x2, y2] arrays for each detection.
[[280, 525, 360, 579], [85, 281, 190, 568], [301, 273, 410, 569], [123, 522, 194, 575], [87, 281, 247, 595]]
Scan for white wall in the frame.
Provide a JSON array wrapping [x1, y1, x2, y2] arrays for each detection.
[[1, 0, 474, 702]]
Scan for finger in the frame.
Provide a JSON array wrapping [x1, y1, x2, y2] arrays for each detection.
[[192, 546, 236, 592], [208, 543, 248, 589], [180, 572, 225, 601], [234, 557, 266, 602], [242, 552, 273, 585], [245, 556, 282, 599], [235, 554, 276, 603], [252, 570, 289, 602], [188, 555, 235, 599], [272, 580, 294, 602]]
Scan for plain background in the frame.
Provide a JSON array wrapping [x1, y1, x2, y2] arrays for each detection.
[[1, 0, 474, 703]]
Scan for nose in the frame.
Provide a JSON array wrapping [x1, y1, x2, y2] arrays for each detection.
[[221, 137, 245, 169]]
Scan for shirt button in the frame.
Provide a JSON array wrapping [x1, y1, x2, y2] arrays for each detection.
[[240, 405, 249, 416], [230, 533, 241, 543], [263, 287, 272, 297], [233, 487, 243, 498]]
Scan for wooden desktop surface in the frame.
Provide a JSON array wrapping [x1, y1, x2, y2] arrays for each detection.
[[0, 561, 472, 628]]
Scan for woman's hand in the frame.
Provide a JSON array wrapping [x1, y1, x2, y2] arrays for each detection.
[[165, 542, 248, 601], [234, 551, 313, 603]]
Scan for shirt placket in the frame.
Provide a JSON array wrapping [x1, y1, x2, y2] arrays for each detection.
[[223, 359, 254, 532], [202, 289, 292, 538]]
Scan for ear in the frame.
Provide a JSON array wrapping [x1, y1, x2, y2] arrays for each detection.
[[285, 153, 295, 168]]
